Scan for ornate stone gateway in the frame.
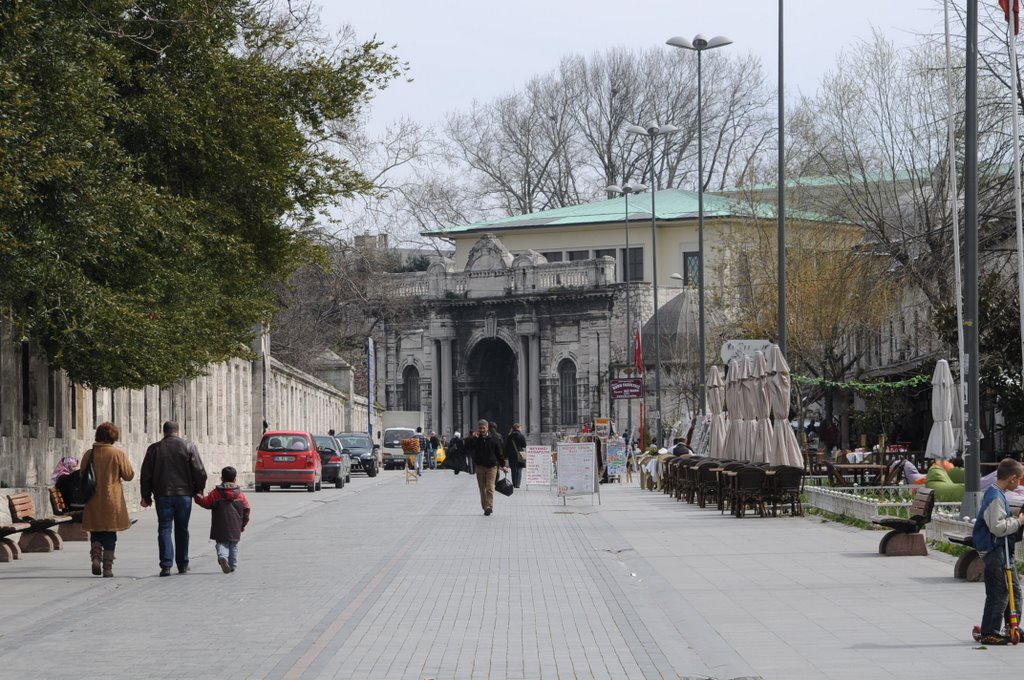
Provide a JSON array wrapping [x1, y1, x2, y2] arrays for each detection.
[[380, 234, 626, 443]]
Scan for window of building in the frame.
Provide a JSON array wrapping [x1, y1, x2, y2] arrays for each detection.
[[558, 359, 578, 426], [541, 251, 563, 263], [402, 365, 421, 411], [567, 250, 589, 262], [620, 247, 643, 282], [682, 251, 701, 287], [594, 248, 615, 260]]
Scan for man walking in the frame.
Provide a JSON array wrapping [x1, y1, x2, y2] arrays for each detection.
[[465, 419, 507, 516], [140, 421, 207, 576]]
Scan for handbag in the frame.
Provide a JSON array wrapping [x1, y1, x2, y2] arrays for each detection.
[[495, 470, 514, 497], [79, 450, 97, 503], [516, 445, 525, 465]]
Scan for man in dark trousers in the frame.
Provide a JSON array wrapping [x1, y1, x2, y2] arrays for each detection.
[[466, 419, 507, 515], [506, 422, 527, 488], [140, 421, 207, 576]]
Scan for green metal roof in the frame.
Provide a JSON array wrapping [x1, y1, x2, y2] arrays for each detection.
[[423, 188, 829, 236]]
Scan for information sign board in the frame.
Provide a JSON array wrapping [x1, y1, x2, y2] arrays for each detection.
[[610, 378, 643, 400], [556, 442, 596, 496], [606, 442, 626, 478], [525, 445, 552, 486]]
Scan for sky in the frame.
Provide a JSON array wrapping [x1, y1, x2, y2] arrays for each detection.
[[323, 0, 952, 134]]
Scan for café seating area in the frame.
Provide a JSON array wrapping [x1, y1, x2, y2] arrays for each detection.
[[648, 454, 806, 518]]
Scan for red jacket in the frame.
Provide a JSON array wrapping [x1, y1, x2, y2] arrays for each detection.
[[194, 484, 250, 542]]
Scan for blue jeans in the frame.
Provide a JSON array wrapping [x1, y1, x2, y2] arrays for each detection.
[[216, 541, 239, 570], [415, 452, 423, 474], [982, 544, 1021, 635], [155, 495, 193, 571]]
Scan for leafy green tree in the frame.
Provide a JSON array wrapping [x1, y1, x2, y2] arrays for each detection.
[[0, 0, 403, 388]]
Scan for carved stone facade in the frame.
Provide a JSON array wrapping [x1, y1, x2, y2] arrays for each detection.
[[379, 235, 649, 444]]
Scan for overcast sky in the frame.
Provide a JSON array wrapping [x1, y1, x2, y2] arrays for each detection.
[[324, 0, 952, 133]]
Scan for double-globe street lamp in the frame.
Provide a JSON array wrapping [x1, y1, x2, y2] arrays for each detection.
[[666, 33, 732, 415], [625, 122, 677, 446], [606, 182, 647, 444]]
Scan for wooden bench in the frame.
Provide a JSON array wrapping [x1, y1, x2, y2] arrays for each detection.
[[871, 488, 935, 556], [49, 487, 89, 542], [1, 492, 72, 562], [946, 502, 1024, 581]]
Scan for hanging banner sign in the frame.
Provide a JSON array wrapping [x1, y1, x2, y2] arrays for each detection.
[[525, 445, 552, 486], [610, 378, 643, 400], [556, 442, 596, 496], [594, 418, 611, 439]]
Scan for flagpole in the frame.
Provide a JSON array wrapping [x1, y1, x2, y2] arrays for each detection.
[[1010, 13, 1024, 389], [944, 0, 967, 451]]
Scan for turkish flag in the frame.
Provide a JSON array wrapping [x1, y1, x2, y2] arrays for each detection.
[[1002, 0, 1020, 35]]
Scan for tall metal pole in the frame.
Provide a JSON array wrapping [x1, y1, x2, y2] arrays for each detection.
[[624, 190, 633, 441], [777, 0, 787, 356], [650, 135, 664, 447], [696, 49, 707, 416], [963, 0, 981, 518]]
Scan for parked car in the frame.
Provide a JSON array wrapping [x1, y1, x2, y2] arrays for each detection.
[[382, 427, 416, 469], [314, 435, 351, 488], [254, 431, 322, 492], [335, 433, 378, 477]]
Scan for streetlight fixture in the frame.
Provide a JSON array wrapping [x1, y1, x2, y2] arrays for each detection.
[[606, 182, 647, 444], [625, 122, 677, 446], [666, 33, 732, 416]]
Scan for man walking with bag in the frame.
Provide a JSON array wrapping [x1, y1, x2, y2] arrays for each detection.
[[506, 422, 527, 488], [466, 419, 507, 516], [140, 421, 207, 576]]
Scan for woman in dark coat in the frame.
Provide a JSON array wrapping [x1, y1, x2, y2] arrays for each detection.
[[81, 422, 135, 577], [506, 423, 527, 488], [444, 431, 471, 474]]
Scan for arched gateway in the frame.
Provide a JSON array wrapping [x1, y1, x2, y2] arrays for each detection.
[[379, 234, 623, 444]]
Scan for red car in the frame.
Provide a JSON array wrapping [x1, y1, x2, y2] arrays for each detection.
[[254, 431, 322, 492]]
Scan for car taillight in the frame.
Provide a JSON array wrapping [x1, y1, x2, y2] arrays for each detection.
[[328, 455, 341, 463], [306, 454, 315, 467], [255, 454, 264, 469]]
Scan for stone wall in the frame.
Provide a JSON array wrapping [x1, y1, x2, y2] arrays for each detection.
[[0, 322, 376, 521]]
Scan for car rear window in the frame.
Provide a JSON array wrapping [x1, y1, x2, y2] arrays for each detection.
[[340, 436, 371, 448], [383, 429, 415, 446], [313, 436, 338, 450], [260, 435, 310, 452]]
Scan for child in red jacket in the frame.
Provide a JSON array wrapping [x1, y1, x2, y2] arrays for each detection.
[[194, 466, 251, 574]]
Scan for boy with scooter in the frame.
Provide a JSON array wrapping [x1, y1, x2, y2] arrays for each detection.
[[973, 458, 1024, 645]]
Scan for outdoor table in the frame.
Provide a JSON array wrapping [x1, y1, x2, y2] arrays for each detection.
[[829, 463, 888, 486]]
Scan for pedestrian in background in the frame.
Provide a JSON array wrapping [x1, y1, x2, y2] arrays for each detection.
[[194, 466, 251, 574], [414, 426, 429, 475], [466, 419, 507, 515], [81, 422, 134, 577], [429, 431, 441, 469], [140, 421, 207, 577], [506, 423, 527, 488]]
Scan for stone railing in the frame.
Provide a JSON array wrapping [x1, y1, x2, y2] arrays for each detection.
[[382, 258, 617, 301]]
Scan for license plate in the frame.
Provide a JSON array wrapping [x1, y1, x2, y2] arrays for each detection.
[[273, 455, 295, 462]]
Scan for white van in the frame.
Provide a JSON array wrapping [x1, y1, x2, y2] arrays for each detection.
[[381, 427, 416, 469]]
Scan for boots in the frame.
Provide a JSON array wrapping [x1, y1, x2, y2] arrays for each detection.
[[102, 551, 115, 578], [90, 542, 103, 576]]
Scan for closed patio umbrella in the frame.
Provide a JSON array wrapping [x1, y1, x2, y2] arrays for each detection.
[[749, 351, 774, 463], [722, 358, 743, 459], [707, 365, 727, 459], [734, 356, 755, 461], [767, 344, 803, 467], [925, 359, 956, 460]]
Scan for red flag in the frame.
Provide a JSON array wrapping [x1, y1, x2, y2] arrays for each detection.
[[1002, 0, 1021, 35], [633, 326, 644, 375]]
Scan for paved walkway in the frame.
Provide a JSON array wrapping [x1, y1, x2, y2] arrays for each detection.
[[0, 470, 1016, 679]]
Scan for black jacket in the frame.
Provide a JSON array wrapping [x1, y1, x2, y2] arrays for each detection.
[[466, 432, 506, 469], [140, 435, 208, 501], [506, 430, 527, 468]]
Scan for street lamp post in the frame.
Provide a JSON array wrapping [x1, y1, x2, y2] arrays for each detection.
[[625, 122, 677, 446], [606, 182, 647, 444], [666, 33, 732, 416]]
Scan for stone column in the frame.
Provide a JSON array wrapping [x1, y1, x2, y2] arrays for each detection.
[[517, 336, 528, 428], [461, 392, 471, 434], [430, 339, 440, 432], [440, 338, 454, 436], [529, 334, 541, 438]]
